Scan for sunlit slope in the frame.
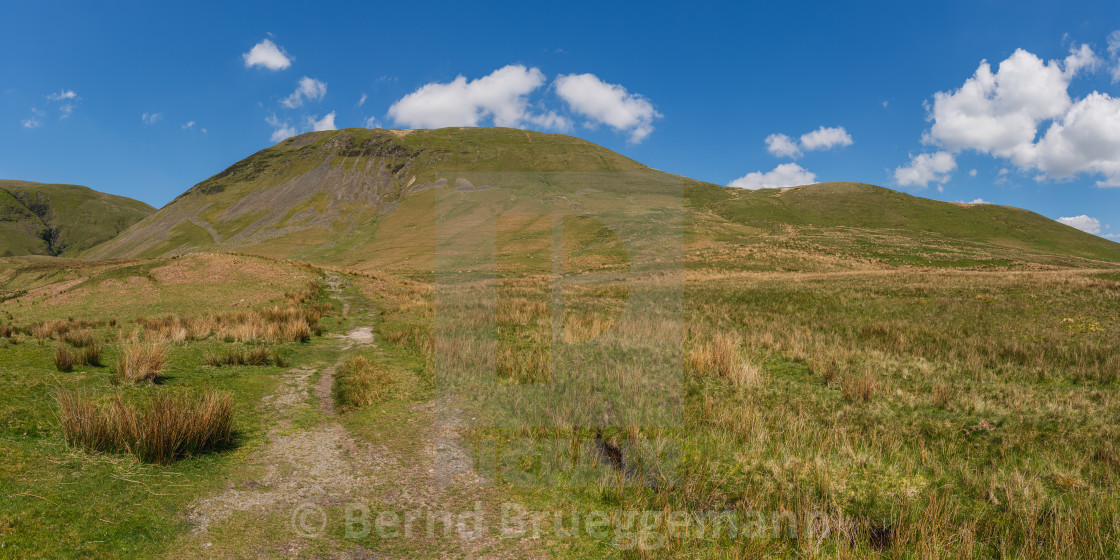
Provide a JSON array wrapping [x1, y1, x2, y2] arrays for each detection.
[[83, 127, 1120, 272], [0, 180, 154, 257]]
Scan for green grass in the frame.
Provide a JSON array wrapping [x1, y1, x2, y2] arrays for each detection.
[[81, 128, 1119, 275], [0, 179, 154, 257]]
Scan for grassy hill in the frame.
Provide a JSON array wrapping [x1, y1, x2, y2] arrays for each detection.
[[0, 180, 155, 257], [84, 127, 1120, 272]]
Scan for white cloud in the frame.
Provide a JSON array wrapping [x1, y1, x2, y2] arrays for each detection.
[[21, 117, 41, 129], [46, 90, 78, 101], [141, 112, 163, 125], [730, 163, 816, 189], [959, 198, 989, 204], [527, 111, 572, 131], [553, 73, 660, 142], [914, 42, 1120, 187], [266, 114, 297, 142], [969, 168, 978, 176], [281, 77, 327, 108], [1109, 31, 1120, 83], [1057, 215, 1101, 234], [357, 93, 367, 107], [307, 112, 336, 132], [182, 121, 195, 129], [764, 126, 854, 159], [58, 104, 74, 119], [1033, 92, 1120, 186], [388, 65, 547, 129], [362, 116, 379, 129], [800, 126, 854, 151], [765, 133, 801, 158], [243, 39, 292, 71], [894, 151, 957, 188]]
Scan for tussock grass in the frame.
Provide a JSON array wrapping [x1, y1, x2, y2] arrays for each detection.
[[203, 347, 276, 367], [61, 330, 96, 347], [56, 390, 233, 465], [54, 344, 77, 372], [333, 355, 398, 410], [686, 333, 764, 388], [115, 341, 167, 383]]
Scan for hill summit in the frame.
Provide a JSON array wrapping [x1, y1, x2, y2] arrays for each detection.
[[84, 127, 1120, 272], [0, 180, 154, 257]]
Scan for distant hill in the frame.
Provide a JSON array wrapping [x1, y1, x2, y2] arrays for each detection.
[[0, 180, 155, 257], [83, 127, 1120, 272]]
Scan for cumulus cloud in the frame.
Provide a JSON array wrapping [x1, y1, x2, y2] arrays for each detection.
[[894, 151, 957, 188], [765, 133, 801, 158], [1057, 215, 1101, 234], [243, 39, 292, 71], [388, 65, 547, 129], [281, 77, 327, 108], [182, 121, 195, 129], [914, 42, 1120, 186], [959, 198, 989, 204], [764, 126, 853, 158], [141, 112, 162, 125], [21, 117, 41, 129], [553, 73, 660, 142], [266, 114, 297, 142], [363, 116, 379, 129], [307, 112, 336, 132], [730, 163, 816, 189], [800, 126, 854, 151]]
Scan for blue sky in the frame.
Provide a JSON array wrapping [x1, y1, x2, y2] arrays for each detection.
[[3, 0, 1120, 239]]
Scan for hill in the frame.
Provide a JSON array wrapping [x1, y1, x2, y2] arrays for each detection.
[[83, 127, 1120, 272], [0, 180, 155, 257]]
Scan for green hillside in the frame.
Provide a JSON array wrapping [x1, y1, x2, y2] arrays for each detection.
[[84, 127, 1120, 271], [0, 180, 155, 257]]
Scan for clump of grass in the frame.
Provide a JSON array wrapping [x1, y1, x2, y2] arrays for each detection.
[[842, 370, 878, 403], [686, 333, 763, 387], [56, 390, 233, 465], [61, 330, 96, 348], [333, 355, 397, 410], [54, 344, 77, 372], [204, 347, 275, 367], [116, 341, 167, 384]]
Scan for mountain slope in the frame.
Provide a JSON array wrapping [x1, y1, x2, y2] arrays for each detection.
[[0, 180, 155, 257], [84, 127, 1120, 272]]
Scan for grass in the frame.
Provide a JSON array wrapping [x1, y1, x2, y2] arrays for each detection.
[[57, 389, 233, 465], [365, 261, 1120, 559], [333, 354, 399, 410], [0, 255, 335, 558], [115, 341, 167, 383], [0, 179, 154, 257], [203, 346, 277, 367]]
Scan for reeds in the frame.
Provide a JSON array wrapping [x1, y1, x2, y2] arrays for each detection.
[[57, 390, 233, 465]]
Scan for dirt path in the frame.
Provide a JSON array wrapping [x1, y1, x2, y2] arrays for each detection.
[[177, 271, 546, 559]]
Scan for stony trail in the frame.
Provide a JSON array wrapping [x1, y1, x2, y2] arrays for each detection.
[[177, 271, 546, 559]]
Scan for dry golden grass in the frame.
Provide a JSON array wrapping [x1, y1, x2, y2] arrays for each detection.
[[115, 341, 167, 383], [333, 355, 398, 409], [687, 333, 764, 388], [56, 390, 233, 465]]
